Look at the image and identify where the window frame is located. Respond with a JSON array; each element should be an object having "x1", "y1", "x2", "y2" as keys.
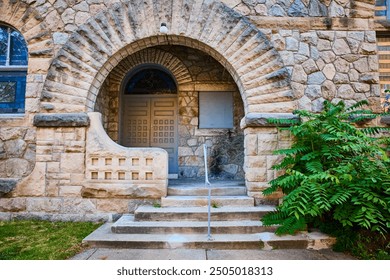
[
  {"x1": 0, "y1": 24, "x2": 28, "y2": 114},
  {"x1": 198, "y1": 91, "x2": 234, "y2": 129}
]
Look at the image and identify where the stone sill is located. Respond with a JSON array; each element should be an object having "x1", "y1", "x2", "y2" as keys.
[
  {"x1": 240, "y1": 113, "x2": 299, "y2": 129},
  {"x1": 0, "y1": 114, "x2": 25, "y2": 119},
  {"x1": 33, "y1": 113, "x2": 90, "y2": 127}
]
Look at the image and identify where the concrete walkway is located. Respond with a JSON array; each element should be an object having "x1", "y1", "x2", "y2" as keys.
[{"x1": 71, "y1": 248, "x2": 355, "y2": 260}]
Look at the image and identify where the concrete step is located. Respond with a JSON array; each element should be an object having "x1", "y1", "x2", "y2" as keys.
[
  {"x1": 161, "y1": 196, "x2": 255, "y2": 207},
  {"x1": 167, "y1": 185, "x2": 247, "y2": 196},
  {"x1": 134, "y1": 205, "x2": 276, "y2": 221},
  {"x1": 83, "y1": 223, "x2": 336, "y2": 250},
  {"x1": 112, "y1": 215, "x2": 276, "y2": 234}
]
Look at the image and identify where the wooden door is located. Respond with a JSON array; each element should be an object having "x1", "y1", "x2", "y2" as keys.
[{"x1": 121, "y1": 96, "x2": 178, "y2": 174}]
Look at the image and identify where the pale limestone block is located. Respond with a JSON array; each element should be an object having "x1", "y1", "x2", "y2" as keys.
[
  {"x1": 292, "y1": 65, "x2": 307, "y2": 84},
  {"x1": 0, "y1": 198, "x2": 26, "y2": 212},
  {"x1": 320, "y1": 51, "x2": 336, "y2": 64},
  {"x1": 318, "y1": 39, "x2": 332, "y2": 51},
  {"x1": 62, "y1": 198, "x2": 97, "y2": 214},
  {"x1": 337, "y1": 84, "x2": 355, "y2": 98},
  {"x1": 96, "y1": 199, "x2": 129, "y2": 213},
  {"x1": 279, "y1": 129, "x2": 292, "y2": 141},
  {"x1": 0, "y1": 128, "x2": 27, "y2": 141},
  {"x1": 267, "y1": 170, "x2": 276, "y2": 181},
  {"x1": 75, "y1": 11, "x2": 90, "y2": 26},
  {"x1": 14, "y1": 162, "x2": 46, "y2": 196},
  {"x1": 353, "y1": 57, "x2": 370, "y2": 73},
  {"x1": 26, "y1": 198, "x2": 62, "y2": 213},
  {"x1": 244, "y1": 134, "x2": 258, "y2": 156},
  {"x1": 334, "y1": 57, "x2": 350, "y2": 73},
  {"x1": 258, "y1": 139, "x2": 278, "y2": 155},
  {"x1": 61, "y1": 8, "x2": 75, "y2": 25},
  {"x1": 333, "y1": 39, "x2": 351, "y2": 55},
  {"x1": 322, "y1": 80, "x2": 337, "y2": 100},
  {"x1": 60, "y1": 153, "x2": 85, "y2": 173},
  {"x1": 246, "y1": 182, "x2": 269, "y2": 192},
  {"x1": 248, "y1": 190, "x2": 283, "y2": 200},
  {"x1": 6, "y1": 159, "x2": 31, "y2": 178},
  {"x1": 246, "y1": 168, "x2": 267, "y2": 182},
  {"x1": 245, "y1": 156, "x2": 266, "y2": 169},
  {"x1": 81, "y1": 183, "x2": 167, "y2": 199},
  {"x1": 267, "y1": 155, "x2": 282, "y2": 169},
  {"x1": 28, "y1": 58, "x2": 52, "y2": 73},
  {"x1": 302, "y1": 59, "x2": 319, "y2": 75},
  {"x1": 351, "y1": 82, "x2": 370, "y2": 93},
  {"x1": 59, "y1": 186, "x2": 83, "y2": 197},
  {"x1": 323, "y1": 64, "x2": 336, "y2": 80}
]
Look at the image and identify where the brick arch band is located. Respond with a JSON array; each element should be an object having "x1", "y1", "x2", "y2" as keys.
[
  {"x1": 42, "y1": 0, "x2": 295, "y2": 114},
  {"x1": 106, "y1": 48, "x2": 193, "y2": 95}
]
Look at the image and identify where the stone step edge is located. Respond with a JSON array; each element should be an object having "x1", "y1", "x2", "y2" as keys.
[
  {"x1": 112, "y1": 215, "x2": 272, "y2": 227},
  {"x1": 135, "y1": 205, "x2": 276, "y2": 213},
  {"x1": 83, "y1": 223, "x2": 336, "y2": 250}
]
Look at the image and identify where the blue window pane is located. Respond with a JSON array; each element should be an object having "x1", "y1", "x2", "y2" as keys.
[
  {"x1": 376, "y1": 10, "x2": 387, "y2": 16},
  {"x1": 10, "y1": 30, "x2": 28, "y2": 66},
  {"x1": 0, "y1": 81, "x2": 16, "y2": 102},
  {"x1": 0, "y1": 72, "x2": 26, "y2": 113},
  {"x1": 0, "y1": 27, "x2": 7, "y2": 66}
]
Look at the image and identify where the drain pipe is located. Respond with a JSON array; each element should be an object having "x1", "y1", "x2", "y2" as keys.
[{"x1": 203, "y1": 144, "x2": 212, "y2": 241}]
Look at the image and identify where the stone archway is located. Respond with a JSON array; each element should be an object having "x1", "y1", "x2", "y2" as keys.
[{"x1": 41, "y1": 0, "x2": 295, "y2": 115}]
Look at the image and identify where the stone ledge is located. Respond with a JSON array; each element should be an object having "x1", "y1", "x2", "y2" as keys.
[
  {"x1": 33, "y1": 113, "x2": 90, "y2": 127},
  {"x1": 0, "y1": 179, "x2": 18, "y2": 197},
  {"x1": 241, "y1": 113, "x2": 299, "y2": 129}
]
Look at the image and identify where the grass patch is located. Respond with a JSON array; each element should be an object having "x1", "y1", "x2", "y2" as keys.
[{"x1": 0, "y1": 220, "x2": 102, "y2": 260}]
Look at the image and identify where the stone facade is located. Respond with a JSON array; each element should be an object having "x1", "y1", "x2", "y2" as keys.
[{"x1": 0, "y1": 0, "x2": 387, "y2": 220}]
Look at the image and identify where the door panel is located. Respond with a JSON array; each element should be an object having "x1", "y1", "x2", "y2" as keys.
[
  {"x1": 121, "y1": 96, "x2": 178, "y2": 174},
  {"x1": 150, "y1": 99, "x2": 178, "y2": 174},
  {"x1": 121, "y1": 97, "x2": 150, "y2": 147}
]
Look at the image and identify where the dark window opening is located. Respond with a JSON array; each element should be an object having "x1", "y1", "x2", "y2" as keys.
[{"x1": 125, "y1": 69, "x2": 177, "y2": 95}]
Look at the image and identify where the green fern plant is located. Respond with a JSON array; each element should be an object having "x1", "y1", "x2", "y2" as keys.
[{"x1": 262, "y1": 100, "x2": 390, "y2": 235}]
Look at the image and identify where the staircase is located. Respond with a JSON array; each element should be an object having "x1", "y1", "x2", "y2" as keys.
[{"x1": 83, "y1": 180, "x2": 336, "y2": 250}]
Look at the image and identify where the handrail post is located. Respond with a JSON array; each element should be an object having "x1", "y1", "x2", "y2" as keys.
[{"x1": 203, "y1": 144, "x2": 212, "y2": 241}]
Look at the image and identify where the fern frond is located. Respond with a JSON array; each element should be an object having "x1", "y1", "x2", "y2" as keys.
[{"x1": 346, "y1": 100, "x2": 369, "y2": 111}]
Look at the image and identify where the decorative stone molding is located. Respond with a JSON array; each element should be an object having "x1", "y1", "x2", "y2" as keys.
[
  {"x1": 33, "y1": 113, "x2": 90, "y2": 127},
  {"x1": 240, "y1": 113, "x2": 300, "y2": 129}
]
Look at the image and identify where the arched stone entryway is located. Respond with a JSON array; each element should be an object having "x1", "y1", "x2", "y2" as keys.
[
  {"x1": 96, "y1": 45, "x2": 245, "y2": 179},
  {"x1": 40, "y1": 0, "x2": 296, "y2": 203},
  {"x1": 41, "y1": 0, "x2": 295, "y2": 114}
]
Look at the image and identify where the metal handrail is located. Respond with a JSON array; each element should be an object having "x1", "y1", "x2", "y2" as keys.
[{"x1": 203, "y1": 144, "x2": 212, "y2": 241}]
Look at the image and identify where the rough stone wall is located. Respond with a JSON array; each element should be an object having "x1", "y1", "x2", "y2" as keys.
[
  {"x1": 0, "y1": 124, "x2": 36, "y2": 178},
  {"x1": 0, "y1": 0, "x2": 385, "y2": 219},
  {"x1": 266, "y1": 29, "x2": 380, "y2": 112}
]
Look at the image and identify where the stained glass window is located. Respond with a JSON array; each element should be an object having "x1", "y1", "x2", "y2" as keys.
[
  {"x1": 0, "y1": 81, "x2": 16, "y2": 102},
  {"x1": 125, "y1": 69, "x2": 177, "y2": 94},
  {"x1": 0, "y1": 25, "x2": 28, "y2": 113}
]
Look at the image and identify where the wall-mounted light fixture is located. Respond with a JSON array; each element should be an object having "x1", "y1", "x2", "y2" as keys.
[{"x1": 160, "y1": 23, "x2": 168, "y2": 34}]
